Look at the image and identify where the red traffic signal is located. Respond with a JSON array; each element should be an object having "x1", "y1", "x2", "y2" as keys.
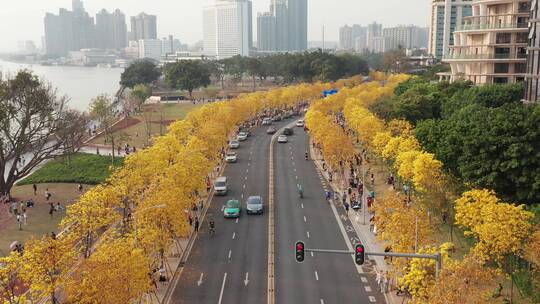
[
  {"x1": 355, "y1": 244, "x2": 365, "y2": 265},
  {"x1": 295, "y1": 241, "x2": 305, "y2": 263}
]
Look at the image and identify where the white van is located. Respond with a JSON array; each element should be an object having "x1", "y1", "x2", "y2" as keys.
[{"x1": 215, "y1": 177, "x2": 228, "y2": 195}]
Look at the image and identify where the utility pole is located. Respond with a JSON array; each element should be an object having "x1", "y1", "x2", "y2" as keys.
[{"x1": 322, "y1": 25, "x2": 325, "y2": 52}]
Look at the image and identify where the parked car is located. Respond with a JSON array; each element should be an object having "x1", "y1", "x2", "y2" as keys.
[
  {"x1": 215, "y1": 177, "x2": 228, "y2": 195},
  {"x1": 277, "y1": 135, "x2": 288, "y2": 143},
  {"x1": 296, "y1": 120, "x2": 305, "y2": 127},
  {"x1": 239, "y1": 128, "x2": 251, "y2": 137},
  {"x1": 225, "y1": 152, "x2": 237, "y2": 163},
  {"x1": 224, "y1": 199, "x2": 241, "y2": 218},
  {"x1": 246, "y1": 196, "x2": 264, "y2": 215},
  {"x1": 262, "y1": 118, "x2": 272, "y2": 125},
  {"x1": 283, "y1": 127, "x2": 294, "y2": 136},
  {"x1": 229, "y1": 140, "x2": 240, "y2": 149},
  {"x1": 267, "y1": 127, "x2": 277, "y2": 134},
  {"x1": 237, "y1": 132, "x2": 248, "y2": 141}
]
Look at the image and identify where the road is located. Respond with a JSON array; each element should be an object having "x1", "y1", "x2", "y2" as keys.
[
  {"x1": 274, "y1": 125, "x2": 384, "y2": 304},
  {"x1": 168, "y1": 118, "x2": 384, "y2": 304},
  {"x1": 169, "y1": 119, "x2": 292, "y2": 304}
]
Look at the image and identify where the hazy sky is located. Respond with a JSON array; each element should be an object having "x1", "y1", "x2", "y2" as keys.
[{"x1": 0, "y1": 0, "x2": 430, "y2": 52}]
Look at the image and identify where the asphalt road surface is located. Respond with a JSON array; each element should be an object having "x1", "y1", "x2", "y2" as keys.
[{"x1": 169, "y1": 118, "x2": 384, "y2": 304}]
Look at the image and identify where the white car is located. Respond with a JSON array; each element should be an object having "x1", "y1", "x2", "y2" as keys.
[
  {"x1": 237, "y1": 132, "x2": 248, "y2": 141},
  {"x1": 225, "y1": 152, "x2": 237, "y2": 163},
  {"x1": 262, "y1": 118, "x2": 272, "y2": 125},
  {"x1": 296, "y1": 120, "x2": 305, "y2": 127},
  {"x1": 277, "y1": 135, "x2": 288, "y2": 143},
  {"x1": 229, "y1": 140, "x2": 240, "y2": 149}
]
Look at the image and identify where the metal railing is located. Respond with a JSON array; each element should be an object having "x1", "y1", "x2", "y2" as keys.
[
  {"x1": 456, "y1": 22, "x2": 529, "y2": 31},
  {"x1": 443, "y1": 53, "x2": 527, "y2": 60}
]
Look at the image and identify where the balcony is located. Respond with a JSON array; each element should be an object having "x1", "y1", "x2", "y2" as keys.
[
  {"x1": 456, "y1": 22, "x2": 529, "y2": 31},
  {"x1": 443, "y1": 53, "x2": 527, "y2": 60}
]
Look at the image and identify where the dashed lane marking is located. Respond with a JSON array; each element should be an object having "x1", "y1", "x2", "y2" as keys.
[
  {"x1": 301, "y1": 203, "x2": 304, "y2": 209},
  {"x1": 320, "y1": 299, "x2": 325, "y2": 304},
  {"x1": 369, "y1": 296, "x2": 376, "y2": 302},
  {"x1": 307, "y1": 231, "x2": 310, "y2": 238},
  {"x1": 243, "y1": 184, "x2": 246, "y2": 189},
  {"x1": 232, "y1": 232, "x2": 236, "y2": 239},
  {"x1": 361, "y1": 277, "x2": 368, "y2": 283},
  {"x1": 310, "y1": 252, "x2": 314, "y2": 257},
  {"x1": 314, "y1": 271, "x2": 319, "y2": 281},
  {"x1": 303, "y1": 216, "x2": 307, "y2": 223},
  {"x1": 365, "y1": 286, "x2": 372, "y2": 292},
  {"x1": 228, "y1": 250, "x2": 232, "y2": 259},
  {"x1": 218, "y1": 273, "x2": 227, "y2": 304},
  {"x1": 235, "y1": 218, "x2": 239, "y2": 224}
]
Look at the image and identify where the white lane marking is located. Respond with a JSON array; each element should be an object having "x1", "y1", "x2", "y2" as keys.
[
  {"x1": 294, "y1": 168, "x2": 296, "y2": 172},
  {"x1": 303, "y1": 216, "x2": 307, "y2": 223},
  {"x1": 307, "y1": 231, "x2": 310, "y2": 238},
  {"x1": 241, "y1": 194, "x2": 244, "y2": 199},
  {"x1": 197, "y1": 273, "x2": 204, "y2": 286},
  {"x1": 365, "y1": 286, "x2": 372, "y2": 292},
  {"x1": 292, "y1": 162, "x2": 295, "y2": 166},
  {"x1": 320, "y1": 299, "x2": 325, "y2": 304},
  {"x1": 243, "y1": 184, "x2": 246, "y2": 189},
  {"x1": 221, "y1": 206, "x2": 225, "y2": 211},
  {"x1": 310, "y1": 252, "x2": 314, "y2": 257},
  {"x1": 218, "y1": 273, "x2": 227, "y2": 304},
  {"x1": 369, "y1": 296, "x2": 376, "y2": 302},
  {"x1": 228, "y1": 250, "x2": 232, "y2": 259},
  {"x1": 248, "y1": 162, "x2": 250, "y2": 166},
  {"x1": 232, "y1": 232, "x2": 236, "y2": 239},
  {"x1": 361, "y1": 277, "x2": 368, "y2": 283},
  {"x1": 295, "y1": 176, "x2": 298, "y2": 180},
  {"x1": 246, "y1": 168, "x2": 249, "y2": 173},
  {"x1": 244, "y1": 272, "x2": 249, "y2": 286},
  {"x1": 235, "y1": 218, "x2": 239, "y2": 224},
  {"x1": 301, "y1": 203, "x2": 304, "y2": 209},
  {"x1": 245, "y1": 176, "x2": 248, "y2": 180},
  {"x1": 314, "y1": 271, "x2": 319, "y2": 281}
]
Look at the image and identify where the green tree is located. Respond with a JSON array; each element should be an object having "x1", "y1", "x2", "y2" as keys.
[
  {"x1": 392, "y1": 83, "x2": 441, "y2": 124},
  {"x1": 165, "y1": 60, "x2": 211, "y2": 99},
  {"x1": 120, "y1": 60, "x2": 161, "y2": 88},
  {"x1": 89, "y1": 95, "x2": 127, "y2": 164}
]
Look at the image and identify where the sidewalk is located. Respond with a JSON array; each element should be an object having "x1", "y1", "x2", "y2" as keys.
[{"x1": 309, "y1": 141, "x2": 407, "y2": 304}]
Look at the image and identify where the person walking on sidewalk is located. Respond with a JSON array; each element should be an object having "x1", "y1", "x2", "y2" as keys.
[
  {"x1": 194, "y1": 217, "x2": 200, "y2": 232},
  {"x1": 32, "y1": 184, "x2": 37, "y2": 195}
]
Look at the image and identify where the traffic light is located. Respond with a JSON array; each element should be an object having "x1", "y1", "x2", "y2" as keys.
[
  {"x1": 355, "y1": 244, "x2": 365, "y2": 265},
  {"x1": 295, "y1": 241, "x2": 305, "y2": 263}
]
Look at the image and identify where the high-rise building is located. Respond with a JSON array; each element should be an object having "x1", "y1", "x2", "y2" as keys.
[
  {"x1": 258, "y1": 12, "x2": 276, "y2": 51},
  {"x1": 130, "y1": 13, "x2": 157, "y2": 41},
  {"x1": 44, "y1": 1, "x2": 95, "y2": 56},
  {"x1": 203, "y1": 0, "x2": 253, "y2": 59},
  {"x1": 429, "y1": 0, "x2": 473, "y2": 59},
  {"x1": 367, "y1": 22, "x2": 383, "y2": 52},
  {"x1": 96, "y1": 9, "x2": 127, "y2": 50},
  {"x1": 442, "y1": 0, "x2": 530, "y2": 84},
  {"x1": 339, "y1": 25, "x2": 354, "y2": 50},
  {"x1": 272, "y1": 0, "x2": 289, "y2": 51},
  {"x1": 525, "y1": 0, "x2": 539, "y2": 102},
  {"x1": 383, "y1": 25, "x2": 429, "y2": 51},
  {"x1": 372, "y1": 36, "x2": 387, "y2": 53},
  {"x1": 138, "y1": 39, "x2": 162, "y2": 61},
  {"x1": 287, "y1": 0, "x2": 308, "y2": 51}
]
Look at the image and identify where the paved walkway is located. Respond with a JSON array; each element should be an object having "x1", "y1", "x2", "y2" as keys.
[{"x1": 310, "y1": 141, "x2": 409, "y2": 304}]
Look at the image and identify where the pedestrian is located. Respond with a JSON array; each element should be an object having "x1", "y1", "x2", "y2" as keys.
[
  {"x1": 344, "y1": 202, "x2": 350, "y2": 213},
  {"x1": 32, "y1": 184, "x2": 37, "y2": 195},
  {"x1": 376, "y1": 270, "x2": 382, "y2": 291},
  {"x1": 50, "y1": 232, "x2": 56, "y2": 239},
  {"x1": 49, "y1": 202, "x2": 54, "y2": 218},
  {"x1": 45, "y1": 189, "x2": 51, "y2": 201},
  {"x1": 16, "y1": 214, "x2": 22, "y2": 230},
  {"x1": 55, "y1": 202, "x2": 64, "y2": 212},
  {"x1": 188, "y1": 214, "x2": 193, "y2": 226},
  {"x1": 194, "y1": 216, "x2": 200, "y2": 232},
  {"x1": 78, "y1": 184, "x2": 83, "y2": 192},
  {"x1": 22, "y1": 208, "x2": 27, "y2": 225},
  {"x1": 382, "y1": 273, "x2": 389, "y2": 293}
]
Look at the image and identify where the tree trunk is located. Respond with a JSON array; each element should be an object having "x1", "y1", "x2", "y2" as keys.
[{"x1": 111, "y1": 135, "x2": 116, "y2": 165}]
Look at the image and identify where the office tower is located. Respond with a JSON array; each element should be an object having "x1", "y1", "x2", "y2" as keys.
[
  {"x1": 366, "y1": 22, "x2": 383, "y2": 52},
  {"x1": 525, "y1": 0, "x2": 540, "y2": 102},
  {"x1": 272, "y1": 0, "x2": 289, "y2": 51},
  {"x1": 287, "y1": 0, "x2": 308, "y2": 51},
  {"x1": 44, "y1": 1, "x2": 94, "y2": 56},
  {"x1": 429, "y1": 0, "x2": 473, "y2": 59},
  {"x1": 112, "y1": 10, "x2": 128, "y2": 49},
  {"x1": 258, "y1": 12, "x2": 276, "y2": 51},
  {"x1": 138, "y1": 39, "x2": 162, "y2": 60},
  {"x1": 203, "y1": 0, "x2": 253, "y2": 59},
  {"x1": 383, "y1": 25, "x2": 429, "y2": 51},
  {"x1": 443, "y1": 0, "x2": 530, "y2": 84},
  {"x1": 96, "y1": 9, "x2": 127, "y2": 50},
  {"x1": 339, "y1": 25, "x2": 354, "y2": 50},
  {"x1": 372, "y1": 36, "x2": 387, "y2": 53},
  {"x1": 131, "y1": 13, "x2": 157, "y2": 41}
]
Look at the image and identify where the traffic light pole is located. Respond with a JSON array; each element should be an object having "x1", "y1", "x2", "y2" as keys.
[{"x1": 304, "y1": 248, "x2": 443, "y2": 278}]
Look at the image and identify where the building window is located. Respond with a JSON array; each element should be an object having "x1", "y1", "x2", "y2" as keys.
[
  {"x1": 496, "y1": 33, "x2": 511, "y2": 44},
  {"x1": 494, "y1": 63, "x2": 509, "y2": 73},
  {"x1": 516, "y1": 32, "x2": 528, "y2": 43},
  {"x1": 515, "y1": 63, "x2": 527, "y2": 73},
  {"x1": 495, "y1": 47, "x2": 510, "y2": 58},
  {"x1": 494, "y1": 77, "x2": 509, "y2": 84}
]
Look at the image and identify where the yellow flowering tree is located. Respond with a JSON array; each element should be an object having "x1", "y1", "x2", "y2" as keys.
[{"x1": 0, "y1": 253, "x2": 26, "y2": 304}]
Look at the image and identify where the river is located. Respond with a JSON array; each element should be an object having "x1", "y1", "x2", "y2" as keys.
[{"x1": 0, "y1": 59, "x2": 123, "y2": 112}]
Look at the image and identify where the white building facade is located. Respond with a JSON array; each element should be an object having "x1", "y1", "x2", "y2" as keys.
[
  {"x1": 138, "y1": 39, "x2": 162, "y2": 61},
  {"x1": 203, "y1": 0, "x2": 252, "y2": 59},
  {"x1": 429, "y1": 0, "x2": 473, "y2": 59}
]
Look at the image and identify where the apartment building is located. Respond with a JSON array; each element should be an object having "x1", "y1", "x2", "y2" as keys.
[
  {"x1": 442, "y1": 0, "x2": 530, "y2": 84},
  {"x1": 429, "y1": 0, "x2": 473, "y2": 59},
  {"x1": 525, "y1": 0, "x2": 540, "y2": 102}
]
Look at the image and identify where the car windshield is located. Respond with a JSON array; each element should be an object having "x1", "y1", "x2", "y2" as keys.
[
  {"x1": 247, "y1": 197, "x2": 261, "y2": 205},
  {"x1": 226, "y1": 201, "x2": 239, "y2": 208},
  {"x1": 215, "y1": 181, "x2": 226, "y2": 187},
  {"x1": 231, "y1": 140, "x2": 238, "y2": 144},
  {"x1": 227, "y1": 153, "x2": 235, "y2": 156}
]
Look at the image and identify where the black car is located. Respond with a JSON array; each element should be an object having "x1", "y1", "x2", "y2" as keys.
[{"x1": 283, "y1": 127, "x2": 294, "y2": 136}]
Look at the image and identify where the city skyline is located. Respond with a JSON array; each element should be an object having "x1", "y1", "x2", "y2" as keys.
[{"x1": 0, "y1": 0, "x2": 430, "y2": 52}]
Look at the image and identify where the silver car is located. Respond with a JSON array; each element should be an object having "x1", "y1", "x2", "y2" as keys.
[{"x1": 246, "y1": 196, "x2": 264, "y2": 215}]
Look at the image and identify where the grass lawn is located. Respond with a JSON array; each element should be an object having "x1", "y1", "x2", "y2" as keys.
[
  {"x1": 89, "y1": 102, "x2": 202, "y2": 149},
  {"x1": 0, "y1": 183, "x2": 92, "y2": 256},
  {"x1": 18, "y1": 153, "x2": 123, "y2": 186}
]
